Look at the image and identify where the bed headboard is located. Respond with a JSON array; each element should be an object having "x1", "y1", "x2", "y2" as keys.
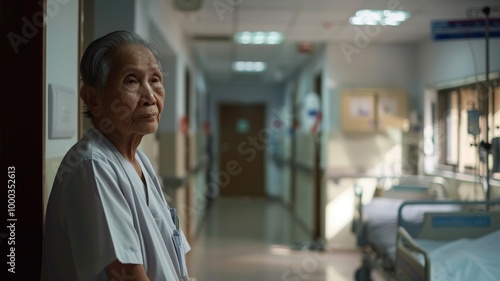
[
  {"x1": 417, "y1": 211, "x2": 500, "y2": 241},
  {"x1": 381, "y1": 189, "x2": 435, "y2": 200},
  {"x1": 379, "y1": 176, "x2": 449, "y2": 200},
  {"x1": 398, "y1": 200, "x2": 500, "y2": 241}
]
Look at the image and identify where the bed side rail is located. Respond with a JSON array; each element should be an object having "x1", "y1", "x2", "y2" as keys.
[{"x1": 396, "y1": 227, "x2": 429, "y2": 281}]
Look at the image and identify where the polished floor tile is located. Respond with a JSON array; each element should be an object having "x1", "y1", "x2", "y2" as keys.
[{"x1": 186, "y1": 197, "x2": 385, "y2": 281}]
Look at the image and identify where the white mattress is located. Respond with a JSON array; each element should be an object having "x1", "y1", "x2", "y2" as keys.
[{"x1": 416, "y1": 229, "x2": 500, "y2": 281}]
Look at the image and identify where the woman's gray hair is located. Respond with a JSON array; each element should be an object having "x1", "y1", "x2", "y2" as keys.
[{"x1": 80, "y1": 30, "x2": 162, "y2": 119}]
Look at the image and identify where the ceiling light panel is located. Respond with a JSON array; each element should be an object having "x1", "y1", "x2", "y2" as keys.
[
  {"x1": 232, "y1": 61, "x2": 267, "y2": 72},
  {"x1": 234, "y1": 32, "x2": 284, "y2": 45},
  {"x1": 349, "y1": 10, "x2": 410, "y2": 26}
]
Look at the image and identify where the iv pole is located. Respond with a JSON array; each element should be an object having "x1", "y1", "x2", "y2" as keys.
[
  {"x1": 467, "y1": 6, "x2": 499, "y2": 201},
  {"x1": 482, "y1": 6, "x2": 492, "y2": 202}
]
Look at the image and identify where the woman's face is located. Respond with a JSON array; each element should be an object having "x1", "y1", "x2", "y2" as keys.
[{"x1": 98, "y1": 44, "x2": 165, "y2": 138}]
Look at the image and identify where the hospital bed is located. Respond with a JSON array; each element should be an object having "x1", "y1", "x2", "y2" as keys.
[
  {"x1": 352, "y1": 176, "x2": 454, "y2": 280},
  {"x1": 395, "y1": 200, "x2": 500, "y2": 281}
]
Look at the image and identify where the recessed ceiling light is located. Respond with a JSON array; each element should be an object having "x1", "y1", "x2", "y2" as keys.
[
  {"x1": 240, "y1": 32, "x2": 252, "y2": 44},
  {"x1": 232, "y1": 61, "x2": 267, "y2": 72},
  {"x1": 234, "y1": 32, "x2": 284, "y2": 45},
  {"x1": 349, "y1": 10, "x2": 410, "y2": 26}
]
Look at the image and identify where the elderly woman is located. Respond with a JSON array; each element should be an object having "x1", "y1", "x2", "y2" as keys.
[{"x1": 43, "y1": 30, "x2": 190, "y2": 281}]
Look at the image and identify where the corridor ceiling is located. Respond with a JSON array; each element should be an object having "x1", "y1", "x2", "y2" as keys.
[{"x1": 172, "y1": 0, "x2": 500, "y2": 84}]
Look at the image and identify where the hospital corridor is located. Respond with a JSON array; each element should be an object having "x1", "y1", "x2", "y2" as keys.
[
  {"x1": 186, "y1": 197, "x2": 380, "y2": 281},
  {"x1": 2, "y1": 0, "x2": 500, "y2": 281}
]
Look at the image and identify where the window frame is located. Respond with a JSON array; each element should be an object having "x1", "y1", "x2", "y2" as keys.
[{"x1": 435, "y1": 78, "x2": 500, "y2": 176}]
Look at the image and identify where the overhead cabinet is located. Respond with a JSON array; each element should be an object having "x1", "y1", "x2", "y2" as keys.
[{"x1": 341, "y1": 89, "x2": 407, "y2": 132}]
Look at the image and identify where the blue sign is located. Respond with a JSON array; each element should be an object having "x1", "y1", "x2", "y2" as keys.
[
  {"x1": 432, "y1": 216, "x2": 491, "y2": 227},
  {"x1": 432, "y1": 18, "x2": 500, "y2": 40},
  {"x1": 307, "y1": 110, "x2": 318, "y2": 117}
]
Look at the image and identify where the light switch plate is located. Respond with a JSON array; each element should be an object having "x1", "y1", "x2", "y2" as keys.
[{"x1": 49, "y1": 84, "x2": 76, "y2": 139}]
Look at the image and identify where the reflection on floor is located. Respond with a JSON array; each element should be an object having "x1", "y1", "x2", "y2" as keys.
[{"x1": 186, "y1": 197, "x2": 385, "y2": 281}]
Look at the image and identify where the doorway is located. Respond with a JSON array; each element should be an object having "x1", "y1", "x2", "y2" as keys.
[
  {"x1": 218, "y1": 104, "x2": 266, "y2": 197},
  {"x1": 313, "y1": 72, "x2": 323, "y2": 242},
  {"x1": 184, "y1": 67, "x2": 192, "y2": 239}
]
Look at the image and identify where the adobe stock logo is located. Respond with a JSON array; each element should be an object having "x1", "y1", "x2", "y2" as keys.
[
  {"x1": 338, "y1": 0, "x2": 412, "y2": 63},
  {"x1": 7, "y1": 0, "x2": 72, "y2": 54},
  {"x1": 212, "y1": 0, "x2": 243, "y2": 21}
]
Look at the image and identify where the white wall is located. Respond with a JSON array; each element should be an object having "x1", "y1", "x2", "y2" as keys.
[
  {"x1": 417, "y1": 38, "x2": 500, "y2": 89},
  {"x1": 92, "y1": 0, "x2": 135, "y2": 38},
  {"x1": 322, "y1": 42, "x2": 417, "y2": 248},
  {"x1": 44, "y1": 0, "x2": 79, "y2": 216},
  {"x1": 158, "y1": 55, "x2": 182, "y2": 132},
  {"x1": 326, "y1": 42, "x2": 419, "y2": 130},
  {"x1": 324, "y1": 42, "x2": 416, "y2": 173}
]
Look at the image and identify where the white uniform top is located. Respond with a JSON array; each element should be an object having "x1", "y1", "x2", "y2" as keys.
[{"x1": 43, "y1": 128, "x2": 190, "y2": 281}]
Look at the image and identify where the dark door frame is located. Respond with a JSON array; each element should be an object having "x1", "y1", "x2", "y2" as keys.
[{"x1": 0, "y1": 1, "x2": 45, "y2": 280}]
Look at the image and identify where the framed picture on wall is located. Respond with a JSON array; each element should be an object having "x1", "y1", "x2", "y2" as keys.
[
  {"x1": 376, "y1": 90, "x2": 407, "y2": 130},
  {"x1": 341, "y1": 90, "x2": 376, "y2": 132}
]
